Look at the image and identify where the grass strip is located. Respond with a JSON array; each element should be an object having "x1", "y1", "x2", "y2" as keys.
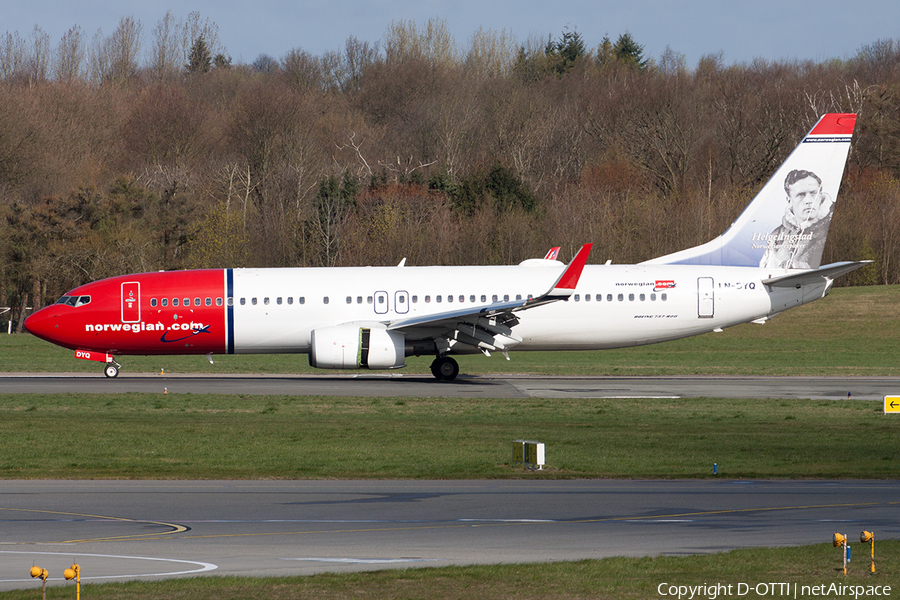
[
  {"x1": 2, "y1": 541, "x2": 898, "y2": 599},
  {"x1": 1, "y1": 393, "x2": 897, "y2": 479},
  {"x1": 4, "y1": 285, "x2": 900, "y2": 376}
]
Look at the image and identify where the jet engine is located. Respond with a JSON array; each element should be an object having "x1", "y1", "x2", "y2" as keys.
[{"x1": 309, "y1": 324, "x2": 406, "y2": 369}]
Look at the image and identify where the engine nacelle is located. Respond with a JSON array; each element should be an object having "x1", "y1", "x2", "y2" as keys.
[{"x1": 309, "y1": 324, "x2": 406, "y2": 370}]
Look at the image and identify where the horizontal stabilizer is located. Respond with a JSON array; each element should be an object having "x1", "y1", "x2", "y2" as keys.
[{"x1": 761, "y1": 261, "x2": 872, "y2": 288}]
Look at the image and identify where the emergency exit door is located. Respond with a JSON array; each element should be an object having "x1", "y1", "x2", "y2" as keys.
[
  {"x1": 121, "y1": 281, "x2": 141, "y2": 323},
  {"x1": 697, "y1": 277, "x2": 714, "y2": 318}
]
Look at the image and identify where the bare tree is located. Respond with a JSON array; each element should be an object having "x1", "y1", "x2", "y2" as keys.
[
  {"x1": 122, "y1": 83, "x2": 210, "y2": 166},
  {"x1": 319, "y1": 49, "x2": 343, "y2": 90},
  {"x1": 90, "y1": 16, "x2": 142, "y2": 84},
  {"x1": 0, "y1": 31, "x2": 27, "y2": 81},
  {"x1": 149, "y1": 10, "x2": 180, "y2": 80},
  {"x1": 282, "y1": 47, "x2": 324, "y2": 90},
  {"x1": 88, "y1": 28, "x2": 108, "y2": 84},
  {"x1": 53, "y1": 25, "x2": 85, "y2": 83},
  {"x1": 314, "y1": 37, "x2": 380, "y2": 93},
  {"x1": 26, "y1": 25, "x2": 51, "y2": 84},
  {"x1": 614, "y1": 73, "x2": 705, "y2": 198},
  {"x1": 341, "y1": 36, "x2": 379, "y2": 93},
  {"x1": 383, "y1": 18, "x2": 458, "y2": 68},
  {"x1": 465, "y1": 27, "x2": 517, "y2": 78},
  {"x1": 434, "y1": 70, "x2": 480, "y2": 175},
  {"x1": 108, "y1": 16, "x2": 142, "y2": 81}
]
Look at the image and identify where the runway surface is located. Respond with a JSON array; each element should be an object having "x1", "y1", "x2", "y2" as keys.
[
  {"x1": 3, "y1": 372, "x2": 899, "y2": 400},
  {"x1": 2, "y1": 480, "x2": 898, "y2": 590}
]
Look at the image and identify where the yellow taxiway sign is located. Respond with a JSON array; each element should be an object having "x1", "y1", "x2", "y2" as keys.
[{"x1": 884, "y1": 396, "x2": 900, "y2": 414}]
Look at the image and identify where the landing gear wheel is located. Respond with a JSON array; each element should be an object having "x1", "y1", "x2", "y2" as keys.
[
  {"x1": 430, "y1": 356, "x2": 459, "y2": 381},
  {"x1": 104, "y1": 363, "x2": 119, "y2": 378}
]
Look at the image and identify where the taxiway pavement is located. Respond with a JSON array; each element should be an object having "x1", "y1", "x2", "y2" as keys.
[
  {"x1": 2, "y1": 480, "x2": 898, "y2": 590},
  {"x1": 2, "y1": 373, "x2": 898, "y2": 400}
]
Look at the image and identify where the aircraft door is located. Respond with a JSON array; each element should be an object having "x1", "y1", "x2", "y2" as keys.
[
  {"x1": 374, "y1": 291, "x2": 389, "y2": 315},
  {"x1": 697, "y1": 277, "x2": 714, "y2": 318},
  {"x1": 121, "y1": 281, "x2": 141, "y2": 323},
  {"x1": 394, "y1": 291, "x2": 409, "y2": 314}
]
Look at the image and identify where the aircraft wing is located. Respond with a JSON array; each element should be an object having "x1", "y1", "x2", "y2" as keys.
[
  {"x1": 386, "y1": 244, "x2": 592, "y2": 354},
  {"x1": 761, "y1": 261, "x2": 872, "y2": 288}
]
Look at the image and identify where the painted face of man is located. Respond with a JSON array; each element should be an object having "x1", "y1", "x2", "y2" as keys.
[{"x1": 786, "y1": 176, "x2": 821, "y2": 223}]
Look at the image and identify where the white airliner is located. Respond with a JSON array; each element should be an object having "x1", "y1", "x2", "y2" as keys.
[{"x1": 25, "y1": 113, "x2": 867, "y2": 380}]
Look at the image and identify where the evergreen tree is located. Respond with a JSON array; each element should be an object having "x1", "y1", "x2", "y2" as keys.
[
  {"x1": 546, "y1": 28, "x2": 586, "y2": 75},
  {"x1": 613, "y1": 32, "x2": 647, "y2": 71},
  {"x1": 213, "y1": 53, "x2": 231, "y2": 69},
  {"x1": 186, "y1": 35, "x2": 211, "y2": 73},
  {"x1": 596, "y1": 36, "x2": 615, "y2": 67}
]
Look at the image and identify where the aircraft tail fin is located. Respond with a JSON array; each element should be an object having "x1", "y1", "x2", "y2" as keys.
[{"x1": 642, "y1": 113, "x2": 856, "y2": 269}]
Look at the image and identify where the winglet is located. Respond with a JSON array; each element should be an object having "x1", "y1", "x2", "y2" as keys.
[
  {"x1": 549, "y1": 243, "x2": 592, "y2": 296},
  {"x1": 543, "y1": 246, "x2": 561, "y2": 260}
]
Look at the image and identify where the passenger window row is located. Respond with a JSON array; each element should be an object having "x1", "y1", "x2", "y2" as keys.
[
  {"x1": 146, "y1": 291, "x2": 668, "y2": 309},
  {"x1": 150, "y1": 297, "x2": 221, "y2": 308},
  {"x1": 225, "y1": 291, "x2": 668, "y2": 306},
  {"x1": 570, "y1": 293, "x2": 668, "y2": 302}
]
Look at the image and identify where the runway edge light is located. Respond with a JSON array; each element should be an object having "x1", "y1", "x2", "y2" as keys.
[
  {"x1": 833, "y1": 533, "x2": 848, "y2": 576},
  {"x1": 860, "y1": 531, "x2": 875, "y2": 574},
  {"x1": 30, "y1": 565, "x2": 48, "y2": 600},
  {"x1": 64, "y1": 563, "x2": 81, "y2": 600}
]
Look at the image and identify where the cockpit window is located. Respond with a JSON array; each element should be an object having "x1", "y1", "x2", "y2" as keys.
[{"x1": 55, "y1": 295, "x2": 91, "y2": 307}]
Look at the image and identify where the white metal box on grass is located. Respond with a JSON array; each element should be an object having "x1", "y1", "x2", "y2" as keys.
[{"x1": 512, "y1": 439, "x2": 545, "y2": 469}]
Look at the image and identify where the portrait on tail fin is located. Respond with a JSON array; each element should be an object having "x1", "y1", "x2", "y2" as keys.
[
  {"x1": 759, "y1": 169, "x2": 834, "y2": 269},
  {"x1": 642, "y1": 113, "x2": 856, "y2": 269}
]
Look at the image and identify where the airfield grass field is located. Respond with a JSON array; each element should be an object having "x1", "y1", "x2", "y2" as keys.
[
  {"x1": 2, "y1": 285, "x2": 899, "y2": 598},
  {"x1": 0, "y1": 393, "x2": 896, "y2": 479}
]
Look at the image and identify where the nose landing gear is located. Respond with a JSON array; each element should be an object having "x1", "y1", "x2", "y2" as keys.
[{"x1": 104, "y1": 361, "x2": 121, "y2": 378}]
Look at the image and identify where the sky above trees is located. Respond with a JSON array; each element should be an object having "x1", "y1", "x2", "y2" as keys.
[{"x1": 6, "y1": 0, "x2": 900, "y2": 68}]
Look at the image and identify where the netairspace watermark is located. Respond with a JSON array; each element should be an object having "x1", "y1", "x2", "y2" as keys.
[{"x1": 657, "y1": 582, "x2": 892, "y2": 599}]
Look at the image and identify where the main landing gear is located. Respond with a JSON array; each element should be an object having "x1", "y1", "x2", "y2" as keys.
[{"x1": 430, "y1": 356, "x2": 459, "y2": 381}]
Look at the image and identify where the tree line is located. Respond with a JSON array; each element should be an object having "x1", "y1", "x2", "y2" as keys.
[{"x1": 3, "y1": 14, "x2": 900, "y2": 333}]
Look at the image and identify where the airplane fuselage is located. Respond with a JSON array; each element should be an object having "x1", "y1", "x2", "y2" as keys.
[{"x1": 25, "y1": 262, "x2": 820, "y2": 359}]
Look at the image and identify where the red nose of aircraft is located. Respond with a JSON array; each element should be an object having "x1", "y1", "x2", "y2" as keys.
[{"x1": 24, "y1": 306, "x2": 69, "y2": 348}]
